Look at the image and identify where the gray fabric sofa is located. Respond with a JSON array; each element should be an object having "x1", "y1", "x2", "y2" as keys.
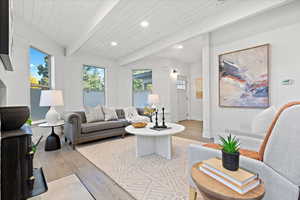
[{"x1": 64, "y1": 108, "x2": 146, "y2": 149}]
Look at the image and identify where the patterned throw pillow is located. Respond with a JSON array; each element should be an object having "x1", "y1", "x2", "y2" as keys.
[
  {"x1": 102, "y1": 106, "x2": 118, "y2": 121},
  {"x1": 85, "y1": 105, "x2": 105, "y2": 123}
]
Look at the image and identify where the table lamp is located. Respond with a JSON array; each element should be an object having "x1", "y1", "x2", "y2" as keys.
[
  {"x1": 148, "y1": 94, "x2": 159, "y2": 109},
  {"x1": 40, "y1": 90, "x2": 64, "y2": 124}
]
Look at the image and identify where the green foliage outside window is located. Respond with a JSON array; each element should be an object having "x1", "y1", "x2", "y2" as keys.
[
  {"x1": 83, "y1": 66, "x2": 105, "y2": 92},
  {"x1": 133, "y1": 69, "x2": 152, "y2": 91}
]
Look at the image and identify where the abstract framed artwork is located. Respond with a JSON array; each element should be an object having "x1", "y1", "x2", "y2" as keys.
[{"x1": 219, "y1": 44, "x2": 269, "y2": 108}]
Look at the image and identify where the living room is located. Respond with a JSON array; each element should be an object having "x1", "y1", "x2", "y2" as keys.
[{"x1": 1, "y1": 0, "x2": 300, "y2": 200}]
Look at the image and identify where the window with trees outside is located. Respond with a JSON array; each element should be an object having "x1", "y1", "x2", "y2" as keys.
[
  {"x1": 132, "y1": 69, "x2": 152, "y2": 108},
  {"x1": 83, "y1": 65, "x2": 105, "y2": 107},
  {"x1": 29, "y1": 47, "x2": 51, "y2": 121}
]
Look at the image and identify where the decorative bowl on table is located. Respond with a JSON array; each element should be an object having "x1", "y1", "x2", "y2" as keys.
[{"x1": 132, "y1": 122, "x2": 147, "y2": 128}]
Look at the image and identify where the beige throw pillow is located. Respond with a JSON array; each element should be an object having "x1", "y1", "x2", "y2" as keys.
[
  {"x1": 85, "y1": 105, "x2": 105, "y2": 123},
  {"x1": 102, "y1": 106, "x2": 118, "y2": 121}
]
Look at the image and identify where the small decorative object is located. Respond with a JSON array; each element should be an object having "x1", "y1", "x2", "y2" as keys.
[
  {"x1": 154, "y1": 110, "x2": 159, "y2": 128},
  {"x1": 161, "y1": 107, "x2": 167, "y2": 128},
  {"x1": 144, "y1": 106, "x2": 155, "y2": 122},
  {"x1": 151, "y1": 107, "x2": 168, "y2": 130},
  {"x1": 219, "y1": 44, "x2": 269, "y2": 108},
  {"x1": 132, "y1": 122, "x2": 147, "y2": 128},
  {"x1": 219, "y1": 134, "x2": 240, "y2": 171},
  {"x1": 40, "y1": 90, "x2": 64, "y2": 124}
]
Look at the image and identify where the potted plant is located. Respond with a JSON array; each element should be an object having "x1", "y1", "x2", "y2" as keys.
[{"x1": 219, "y1": 134, "x2": 240, "y2": 171}]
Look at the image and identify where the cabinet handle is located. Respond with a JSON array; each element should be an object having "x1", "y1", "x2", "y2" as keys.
[{"x1": 28, "y1": 176, "x2": 35, "y2": 181}]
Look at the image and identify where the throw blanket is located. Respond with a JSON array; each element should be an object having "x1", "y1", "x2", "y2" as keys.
[{"x1": 123, "y1": 107, "x2": 150, "y2": 123}]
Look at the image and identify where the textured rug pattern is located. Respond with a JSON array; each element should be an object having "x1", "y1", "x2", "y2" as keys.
[{"x1": 77, "y1": 136, "x2": 203, "y2": 200}]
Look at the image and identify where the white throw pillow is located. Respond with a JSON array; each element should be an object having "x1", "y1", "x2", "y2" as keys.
[
  {"x1": 123, "y1": 107, "x2": 139, "y2": 120},
  {"x1": 84, "y1": 105, "x2": 105, "y2": 123},
  {"x1": 251, "y1": 106, "x2": 276, "y2": 136},
  {"x1": 123, "y1": 107, "x2": 149, "y2": 123},
  {"x1": 102, "y1": 106, "x2": 118, "y2": 121}
]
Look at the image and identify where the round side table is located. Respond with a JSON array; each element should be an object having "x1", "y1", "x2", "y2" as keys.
[
  {"x1": 191, "y1": 162, "x2": 265, "y2": 200},
  {"x1": 38, "y1": 121, "x2": 64, "y2": 151}
]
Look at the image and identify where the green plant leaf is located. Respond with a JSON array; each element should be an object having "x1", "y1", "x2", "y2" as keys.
[{"x1": 219, "y1": 134, "x2": 240, "y2": 153}]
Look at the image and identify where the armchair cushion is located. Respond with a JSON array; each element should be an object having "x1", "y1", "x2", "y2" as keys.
[{"x1": 251, "y1": 106, "x2": 276, "y2": 136}]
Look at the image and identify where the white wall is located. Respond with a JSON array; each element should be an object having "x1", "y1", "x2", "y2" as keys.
[
  {"x1": 64, "y1": 53, "x2": 118, "y2": 111},
  {"x1": 0, "y1": 17, "x2": 65, "y2": 108},
  {"x1": 0, "y1": 17, "x2": 119, "y2": 116},
  {"x1": 189, "y1": 62, "x2": 203, "y2": 121},
  {"x1": 208, "y1": 1, "x2": 300, "y2": 136},
  {"x1": 118, "y1": 57, "x2": 190, "y2": 122}
]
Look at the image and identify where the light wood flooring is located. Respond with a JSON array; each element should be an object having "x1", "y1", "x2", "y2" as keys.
[
  {"x1": 176, "y1": 120, "x2": 212, "y2": 143},
  {"x1": 32, "y1": 126, "x2": 135, "y2": 200},
  {"x1": 32, "y1": 120, "x2": 210, "y2": 200}
]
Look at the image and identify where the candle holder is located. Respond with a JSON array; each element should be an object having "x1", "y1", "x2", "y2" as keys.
[{"x1": 151, "y1": 107, "x2": 168, "y2": 129}]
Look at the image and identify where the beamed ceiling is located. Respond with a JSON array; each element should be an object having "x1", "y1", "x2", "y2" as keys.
[{"x1": 13, "y1": 0, "x2": 293, "y2": 64}]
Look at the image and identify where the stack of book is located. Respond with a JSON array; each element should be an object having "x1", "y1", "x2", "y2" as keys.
[{"x1": 199, "y1": 158, "x2": 260, "y2": 195}]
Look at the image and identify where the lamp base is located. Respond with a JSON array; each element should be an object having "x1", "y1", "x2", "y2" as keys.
[
  {"x1": 45, "y1": 127, "x2": 61, "y2": 151},
  {"x1": 45, "y1": 107, "x2": 60, "y2": 124}
]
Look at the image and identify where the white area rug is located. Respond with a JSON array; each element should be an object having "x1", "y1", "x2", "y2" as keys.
[
  {"x1": 30, "y1": 175, "x2": 94, "y2": 200},
  {"x1": 77, "y1": 136, "x2": 203, "y2": 200}
]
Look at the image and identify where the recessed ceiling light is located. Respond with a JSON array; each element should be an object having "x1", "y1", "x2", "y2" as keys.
[
  {"x1": 140, "y1": 20, "x2": 149, "y2": 28},
  {"x1": 173, "y1": 44, "x2": 183, "y2": 49},
  {"x1": 110, "y1": 41, "x2": 118, "y2": 46}
]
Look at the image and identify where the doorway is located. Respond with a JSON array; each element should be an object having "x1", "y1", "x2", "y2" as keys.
[{"x1": 176, "y1": 75, "x2": 188, "y2": 121}]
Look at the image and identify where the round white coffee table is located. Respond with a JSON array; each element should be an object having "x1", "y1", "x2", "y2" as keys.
[{"x1": 125, "y1": 123, "x2": 185, "y2": 159}]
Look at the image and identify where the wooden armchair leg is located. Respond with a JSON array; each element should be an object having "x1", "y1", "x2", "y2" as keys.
[{"x1": 189, "y1": 186, "x2": 197, "y2": 200}]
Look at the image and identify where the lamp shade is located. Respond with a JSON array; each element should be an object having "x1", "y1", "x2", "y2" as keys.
[
  {"x1": 148, "y1": 94, "x2": 159, "y2": 105},
  {"x1": 40, "y1": 90, "x2": 64, "y2": 107}
]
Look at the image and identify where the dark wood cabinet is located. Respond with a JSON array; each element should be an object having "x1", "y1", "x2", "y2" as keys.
[
  {"x1": 0, "y1": 0, "x2": 13, "y2": 71},
  {"x1": 1, "y1": 127, "x2": 47, "y2": 200},
  {"x1": 1, "y1": 129, "x2": 33, "y2": 200}
]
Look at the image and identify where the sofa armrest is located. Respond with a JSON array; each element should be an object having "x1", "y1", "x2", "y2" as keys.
[{"x1": 64, "y1": 113, "x2": 82, "y2": 144}]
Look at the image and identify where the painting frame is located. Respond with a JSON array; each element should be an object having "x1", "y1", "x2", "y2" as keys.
[{"x1": 218, "y1": 44, "x2": 270, "y2": 108}]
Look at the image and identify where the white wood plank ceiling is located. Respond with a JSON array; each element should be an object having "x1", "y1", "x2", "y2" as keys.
[{"x1": 13, "y1": 0, "x2": 293, "y2": 62}]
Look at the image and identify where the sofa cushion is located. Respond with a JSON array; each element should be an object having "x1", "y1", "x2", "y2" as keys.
[
  {"x1": 81, "y1": 120, "x2": 127, "y2": 133},
  {"x1": 116, "y1": 109, "x2": 125, "y2": 119},
  {"x1": 102, "y1": 106, "x2": 118, "y2": 121},
  {"x1": 84, "y1": 105, "x2": 105, "y2": 123}
]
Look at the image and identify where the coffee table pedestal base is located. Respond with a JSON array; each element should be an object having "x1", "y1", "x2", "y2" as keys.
[{"x1": 136, "y1": 135, "x2": 172, "y2": 159}]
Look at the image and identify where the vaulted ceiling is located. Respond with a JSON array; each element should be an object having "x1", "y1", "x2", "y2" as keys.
[{"x1": 13, "y1": 0, "x2": 293, "y2": 64}]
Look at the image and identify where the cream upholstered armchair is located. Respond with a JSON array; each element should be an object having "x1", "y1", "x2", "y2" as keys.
[
  {"x1": 215, "y1": 106, "x2": 277, "y2": 151},
  {"x1": 188, "y1": 102, "x2": 300, "y2": 200}
]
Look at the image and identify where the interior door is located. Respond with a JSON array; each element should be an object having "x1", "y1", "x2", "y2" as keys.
[{"x1": 177, "y1": 75, "x2": 188, "y2": 121}]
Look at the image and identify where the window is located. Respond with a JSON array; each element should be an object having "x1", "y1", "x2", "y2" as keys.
[
  {"x1": 132, "y1": 69, "x2": 152, "y2": 107},
  {"x1": 83, "y1": 65, "x2": 105, "y2": 107},
  {"x1": 29, "y1": 47, "x2": 51, "y2": 121},
  {"x1": 176, "y1": 79, "x2": 186, "y2": 90}
]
